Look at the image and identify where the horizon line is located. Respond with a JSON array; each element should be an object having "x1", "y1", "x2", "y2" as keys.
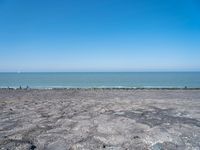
[{"x1": 0, "y1": 71, "x2": 200, "y2": 73}]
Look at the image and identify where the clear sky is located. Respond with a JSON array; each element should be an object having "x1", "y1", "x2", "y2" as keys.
[{"x1": 0, "y1": 0, "x2": 200, "y2": 72}]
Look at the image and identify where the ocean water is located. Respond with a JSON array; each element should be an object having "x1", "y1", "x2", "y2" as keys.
[{"x1": 0, "y1": 72, "x2": 200, "y2": 88}]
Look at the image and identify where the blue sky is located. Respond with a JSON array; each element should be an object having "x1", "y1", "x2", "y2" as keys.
[{"x1": 0, "y1": 0, "x2": 200, "y2": 72}]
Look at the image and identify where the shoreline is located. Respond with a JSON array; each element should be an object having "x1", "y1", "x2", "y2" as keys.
[{"x1": 1, "y1": 87, "x2": 200, "y2": 90}]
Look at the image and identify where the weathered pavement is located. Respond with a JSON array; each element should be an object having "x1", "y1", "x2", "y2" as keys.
[{"x1": 0, "y1": 89, "x2": 200, "y2": 150}]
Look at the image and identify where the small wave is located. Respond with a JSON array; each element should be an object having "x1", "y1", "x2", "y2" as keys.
[{"x1": 0, "y1": 85, "x2": 199, "y2": 90}]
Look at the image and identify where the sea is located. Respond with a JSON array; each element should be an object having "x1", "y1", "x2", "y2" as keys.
[{"x1": 0, "y1": 72, "x2": 200, "y2": 89}]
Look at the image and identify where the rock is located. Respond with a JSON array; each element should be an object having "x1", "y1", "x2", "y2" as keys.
[
  {"x1": 30, "y1": 145, "x2": 37, "y2": 150},
  {"x1": 133, "y1": 136, "x2": 140, "y2": 139}
]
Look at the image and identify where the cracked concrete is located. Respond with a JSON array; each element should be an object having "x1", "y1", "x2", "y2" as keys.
[{"x1": 0, "y1": 89, "x2": 200, "y2": 150}]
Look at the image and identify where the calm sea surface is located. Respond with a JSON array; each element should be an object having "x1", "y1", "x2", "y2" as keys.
[{"x1": 0, "y1": 72, "x2": 200, "y2": 88}]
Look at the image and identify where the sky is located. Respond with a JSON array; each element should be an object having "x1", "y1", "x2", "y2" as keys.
[{"x1": 0, "y1": 0, "x2": 200, "y2": 72}]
